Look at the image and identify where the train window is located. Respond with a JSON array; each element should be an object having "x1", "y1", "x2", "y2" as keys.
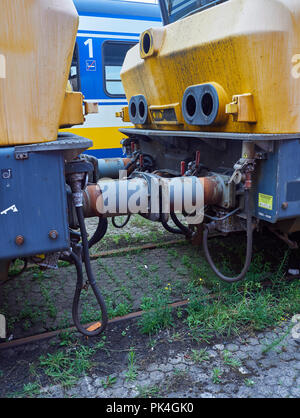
[
  {"x1": 159, "y1": 0, "x2": 229, "y2": 24},
  {"x1": 69, "y1": 43, "x2": 81, "y2": 92},
  {"x1": 102, "y1": 41, "x2": 136, "y2": 98}
]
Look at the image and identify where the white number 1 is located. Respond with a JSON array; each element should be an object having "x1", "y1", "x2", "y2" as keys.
[{"x1": 84, "y1": 38, "x2": 94, "y2": 58}]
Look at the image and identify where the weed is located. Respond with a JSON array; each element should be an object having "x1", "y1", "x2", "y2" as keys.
[
  {"x1": 39, "y1": 345, "x2": 95, "y2": 387},
  {"x1": 244, "y1": 378, "x2": 255, "y2": 387},
  {"x1": 139, "y1": 291, "x2": 174, "y2": 335},
  {"x1": 212, "y1": 368, "x2": 223, "y2": 384},
  {"x1": 262, "y1": 323, "x2": 294, "y2": 354},
  {"x1": 58, "y1": 331, "x2": 77, "y2": 347},
  {"x1": 137, "y1": 384, "x2": 161, "y2": 398},
  {"x1": 173, "y1": 368, "x2": 188, "y2": 378},
  {"x1": 8, "y1": 382, "x2": 41, "y2": 398},
  {"x1": 102, "y1": 375, "x2": 117, "y2": 389},
  {"x1": 191, "y1": 348, "x2": 209, "y2": 364},
  {"x1": 125, "y1": 348, "x2": 138, "y2": 382},
  {"x1": 222, "y1": 350, "x2": 242, "y2": 369}
]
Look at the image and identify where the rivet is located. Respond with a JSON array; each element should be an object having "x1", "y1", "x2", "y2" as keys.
[
  {"x1": 15, "y1": 235, "x2": 24, "y2": 246},
  {"x1": 49, "y1": 230, "x2": 59, "y2": 240}
]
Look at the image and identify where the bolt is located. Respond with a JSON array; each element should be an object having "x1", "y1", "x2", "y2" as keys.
[
  {"x1": 15, "y1": 235, "x2": 24, "y2": 246},
  {"x1": 49, "y1": 230, "x2": 59, "y2": 240}
]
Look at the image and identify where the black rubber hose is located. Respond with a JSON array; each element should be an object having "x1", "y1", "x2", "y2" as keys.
[
  {"x1": 72, "y1": 207, "x2": 108, "y2": 336},
  {"x1": 88, "y1": 217, "x2": 108, "y2": 249},
  {"x1": 170, "y1": 212, "x2": 193, "y2": 237},
  {"x1": 112, "y1": 215, "x2": 131, "y2": 229},
  {"x1": 161, "y1": 219, "x2": 184, "y2": 235},
  {"x1": 203, "y1": 190, "x2": 253, "y2": 283}
]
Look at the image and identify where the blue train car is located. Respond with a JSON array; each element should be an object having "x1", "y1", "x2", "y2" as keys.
[{"x1": 64, "y1": 0, "x2": 161, "y2": 159}]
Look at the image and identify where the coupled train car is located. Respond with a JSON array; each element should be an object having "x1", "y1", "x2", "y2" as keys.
[{"x1": 2, "y1": 0, "x2": 300, "y2": 338}]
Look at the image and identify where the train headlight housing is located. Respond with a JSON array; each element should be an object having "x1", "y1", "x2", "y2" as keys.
[{"x1": 140, "y1": 28, "x2": 165, "y2": 59}]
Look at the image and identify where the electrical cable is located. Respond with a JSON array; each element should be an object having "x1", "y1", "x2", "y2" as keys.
[
  {"x1": 203, "y1": 190, "x2": 253, "y2": 283},
  {"x1": 112, "y1": 215, "x2": 131, "y2": 229},
  {"x1": 72, "y1": 207, "x2": 108, "y2": 336},
  {"x1": 170, "y1": 212, "x2": 193, "y2": 237},
  {"x1": 161, "y1": 218, "x2": 184, "y2": 235},
  {"x1": 88, "y1": 217, "x2": 108, "y2": 249}
]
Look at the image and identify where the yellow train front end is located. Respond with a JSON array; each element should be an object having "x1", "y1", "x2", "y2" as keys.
[{"x1": 120, "y1": 0, "x2": 300, "y2": 134}]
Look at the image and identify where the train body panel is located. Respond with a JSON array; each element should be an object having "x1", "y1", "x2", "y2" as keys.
[
  {"x1": 64, "y1": 0, "x2": 162, "y2": 159},
  {"x1": 0, "y1": 0, "x2": 79, "y2": 146},
  {"x1": 121, "y1": 0, "x2": 300, "y2": 134}
]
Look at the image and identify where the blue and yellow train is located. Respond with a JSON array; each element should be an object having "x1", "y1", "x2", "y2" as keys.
[{"x1": 65, "y1": 0, "x2": 161, "y2": 159}]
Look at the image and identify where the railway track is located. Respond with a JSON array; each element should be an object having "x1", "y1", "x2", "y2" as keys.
[
  {"x1": 0, "y1": 300, "x2": 190, "y2": 350},
  {"x1": 1, "y1": 233, "x2": 299, "y2": 351},
  {"x1": 1, "y1": 273, "x2": 298, "y2": 350}
]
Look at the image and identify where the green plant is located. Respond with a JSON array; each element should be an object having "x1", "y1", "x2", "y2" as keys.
[
  {"x1": 191, "y1": 348, "x2": 209, "y2": 364},
  {"x1": 244, "y1": 378, "x2": 255, "y2": 387},
  {"x1": 137, "y1": 384, "x2": 160, "y2": 398},
  {"x1": 222, "y1": 350, "x2": 242, "y2": 369},
  {"x1": 8, "y1": 382, "x2": 41, "y2": 398},
  {"x1": 212, "y1": 368, "x2": 223, "y2": 384},
  {"x1": 138, "y1": 291, "x2": 174, "y2": 335},
  {"x1": 39, "y1": 345, "x2": 95, "y2": 387},
  {"x1": 125, "y1": 348, "x2": 138, "y2": 382},
  {"x1": 102, "y1": 375, "x2": 117, "y2": 389}
]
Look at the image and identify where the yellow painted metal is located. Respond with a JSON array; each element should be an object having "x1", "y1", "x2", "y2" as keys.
[
  {"x1": 226, "y1": 94, "x2": 257, "y2": 123},
  {"x1": 59, "y1": 92, "x2": 85, "y2": 129},
  {"x1": 121, "y1": 0, "x2": 300, "y2": 134},
  {"x1": 0, "y1": 0, "x2": 79, "y2": 146}
]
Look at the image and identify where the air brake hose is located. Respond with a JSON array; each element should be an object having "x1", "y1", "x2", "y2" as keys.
[
  {"x1": 170, "y1": 212, "x2": 193, "y2": 237},
  {"x1": 161, "y1": 218, "x2": 184, "y2": 235},
  {"x1": 72, "y1": 206, "x2": 108, "y2": 337},
  {"x1": 203, "y1": 189, "x2": 253, "y2": 283},
  {"x1": 88, "y1": 217, "x2": 108, "y2": 249},
  {"x1": 112, "y1": 215, "x2": 131, "y2": 229}
]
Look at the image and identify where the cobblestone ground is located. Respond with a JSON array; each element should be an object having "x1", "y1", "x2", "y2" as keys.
[{"x1": 35, "y1": 322, "x2": 300, "y2": 399}]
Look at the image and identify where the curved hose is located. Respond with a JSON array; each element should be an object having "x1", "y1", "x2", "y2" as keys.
[
  {"x1": 170, "y1": 212, "x2": 193, "y2": 237},
  {"x1": 112, "y1": 215, "x2": 131, "y2": 229},
  {"x1": 203, "y1": 190, "x2": 253, "y2": 283},
  {"x1": 161, "y1": 219, "x2": 184, "y2": 235},
  {"x1": 88, "y1": 217, "x2": 108, "y2": 249},
  {"x1": 72, "y1": 207, "x2": 108, "y2": 336}
]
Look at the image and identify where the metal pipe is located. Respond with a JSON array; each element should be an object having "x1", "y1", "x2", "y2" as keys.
[
  {"x1": 97, "y1": 158, "x2": 133, "y2": 179},
  {"x1": 83, "y1": 175, "x2": 223, "y2": 221}
]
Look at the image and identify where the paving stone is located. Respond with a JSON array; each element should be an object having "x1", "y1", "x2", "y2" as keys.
[
  {"x1": 213, "y1": 344, "x2": 224, "y2": 351},
  {"x1": 200, "y1": 392, "x2": 216, "y2": 398},
  {"x1": 225, "y1": 344, "x2": 239, "y2": 352},
  {"x1": 207, "y1": 349, "x2": 218, "y2": 358},
  {"x1": 149, "y1": 371, "x2": 165, "y2": 382},
  {"x1": 247, "y1": 338, "x2": 259, "y2": 346},
  {"x1": 10, "y1": 325, "x2": 300, "y2": 399}
]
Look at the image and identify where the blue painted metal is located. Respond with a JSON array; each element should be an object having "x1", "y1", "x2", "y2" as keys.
[
  {"x1": 0, "y1": 148, "x2": 69, "y2": 260},
  {"x1": 254, "y1": 140, "x2": 300, "y2": 223},
  {"x1": 74, "y1": 0, "x2": 161, "y2": 21},
  {"x1": 84, "y1": 148, "x2": 124, "y2": 159}
]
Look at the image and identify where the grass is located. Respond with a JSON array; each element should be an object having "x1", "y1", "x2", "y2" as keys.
[
  {"x1": 39, "y1": 345, "x2": 96, "y2": 387},
  {"x1": 124, "y1": 348, "x2": 138, "y2": 382},
  {"x1": 138, "y1": 291, "x2": 174, "y2": 335},
  {"x1": 101, "y1": 375, "x2": 117, "y2": 389},
  {"x1": 182, "y1": 240, "x2": 300, "y2": 342},
  {"x1": 191, "y1": 348, "x2": 210, "y2": 364},
  {"x1": 222, "y1": 350, "x2": 242, "y2": 369},
  {"x1": 137, "y1": 384, "x2": 161, "y2": 398}
]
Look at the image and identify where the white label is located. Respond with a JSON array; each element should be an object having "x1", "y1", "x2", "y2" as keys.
[{"x1": 0, "y1": 314, "x2": 6, "y2": 339}]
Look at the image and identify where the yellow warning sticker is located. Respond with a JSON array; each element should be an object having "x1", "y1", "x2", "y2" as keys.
[{"x1": 258, "y1": 193, "x2": 273, "y2": 211}]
